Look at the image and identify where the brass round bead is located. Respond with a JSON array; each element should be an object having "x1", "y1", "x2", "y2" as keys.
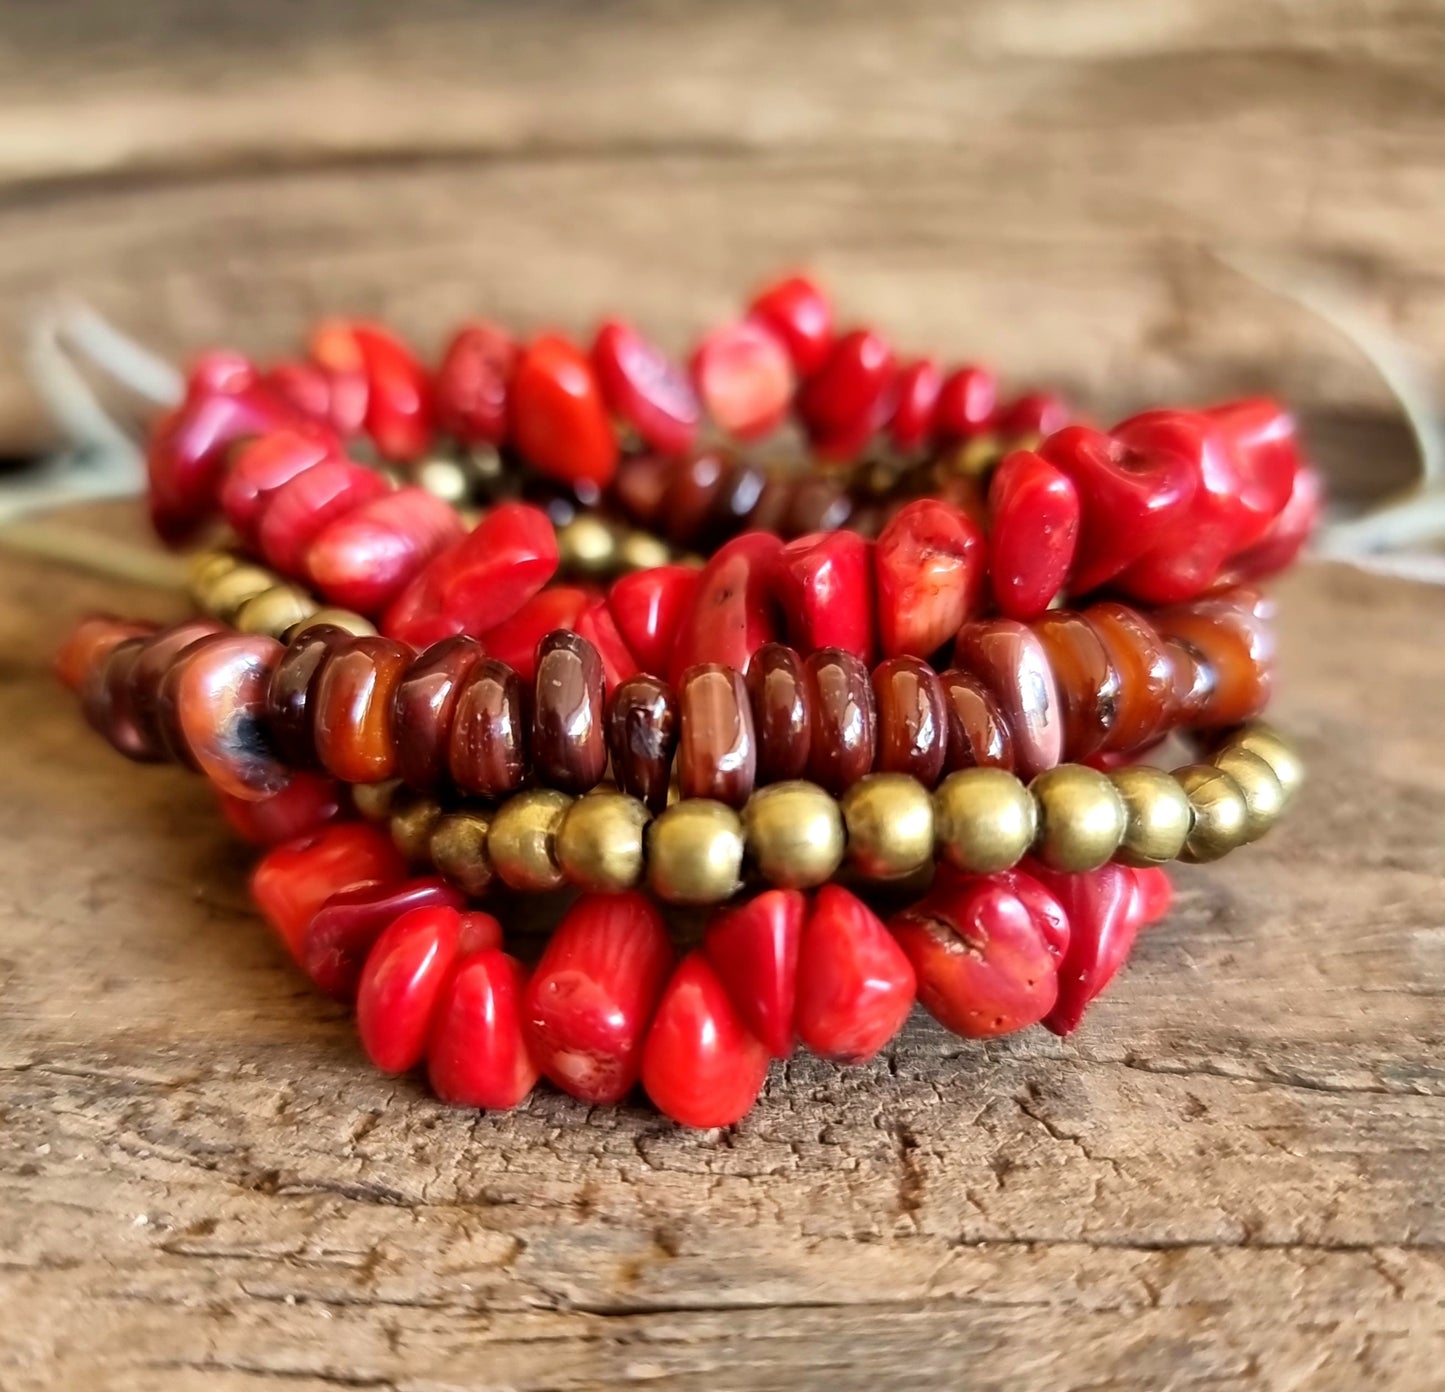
[
  {"x1": 414, "y1": 455, "x2": 473, "y2": 505},
  {"x1": 742, "y1": 781, "x2": 845, "y2": 888},
  {"x1": 235, "y1": 584, "x2": 319, "y2": 639},
  {"x1": 390, "y1": 796, "x2": 444, "y2": 864},
  {"x1": 187, "y1": 550, "x2": 238, "y2": 596},
  {"x1": 290, "y1": 607, "x2": 378, "y2": 639},
  {"x1": 647, "y1": 799, "x2": 745, "y2": 905},
  {"x1": 1174, "y1": 764, "x2": 1250, "y2": 863},
  {"x1": 428, "y1": 810, "x2": 496, "y2": 897},
  {"x1": 555, "y1": 790, "x2": 651, "y2": 893},
  {"x1": 1110, "y1": 765, "x2": 1194, "y2": 866},
  {"x1": 197, "y1": 562, "x2": 276, "y2": 620},
  {"x1": 487, "y1": 789, "x2": 573, "y2": 892},
  {"x1": 617, "y1": 529, "x2": 672, "y2": 572},
  {"x1": 932, "y1": 768, "x2": 1036, "y2": 874},
  {"x1": 1219, "y1": 723, "x2": 1303, "y2": 810},
  {"x1": 1211, "y1": 746, "x2": 1286, "y2": 842},
  {"x1": 1030, "y1": 765, "x2": 1127, "y2": 872},
  {"x1": 557, "y1": 514, "x2": 620, "y2": 578},
  {"x1": 352, "y1": 779, "x2": 403, "y2": 822},
  {"x1": 841, "y1": 773, "x2": 935, "y2": 880}
]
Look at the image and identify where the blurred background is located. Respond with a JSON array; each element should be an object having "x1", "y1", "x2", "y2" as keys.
[{"x1": 1, "y1": 0, "x2": 1440, "y2": 512}]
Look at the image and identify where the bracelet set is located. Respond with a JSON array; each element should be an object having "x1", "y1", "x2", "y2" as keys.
[{"x1": 59, "y1": 273, "x2": 1313, "y2": 1128}]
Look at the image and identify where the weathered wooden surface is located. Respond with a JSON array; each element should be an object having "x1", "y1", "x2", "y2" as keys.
[
  {"x1": 0, "y1": 504, "x2": 1443, "y2": 1390},
  {"x1": 0, "y1": 0, "x2": 1442, "y2": 458}
]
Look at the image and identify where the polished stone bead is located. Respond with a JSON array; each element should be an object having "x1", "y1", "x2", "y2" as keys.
[
  {"x1": 937, "y1": 669, "x2": 1016, "y2": 773},
  {"x1": 220, "y1": 430, "x2": 334, "y2": 541},
  {"x1": 607, "y1": 565, "x2": 701, "y2": 679},
  {"x1": 312, "y1": 636, "x2": 411, "y2": 785},
  {"x1": 873, "y1": 655, "x2": 947, "y2": 787},
  {"x1": 1032, "y1": 610, "x2": 1121, "y2": 761},
  {"x1": 265, "y1": 623, "x2": 354, "y2": 768},
  {"x1": 1155, "y1": 588, "x2": 1274, "y2": 727},
  {"x1": 803, "y1": 648, "x2": 877, "y2": 797},
  {"x1": 667, "y1": 532, "x2": 783, "y2": 684},
  {"x1": 474, "y1": 586, "x2": 590, "y2": 686},
  {"x1": 775, "y1": 530, "x2": 874, "y2": 661},
  {"x1": 1085, "y1": 602, "x2": 1176, "y2": 752},
  {"x1": 988, "y1": 449, "x2": 1080, "y2": 620},
  {"x1": 448, "y1": 657, "x2": 529, "y2": 799},
  {"x1": 256, "y1": 459, "x2": 389, "y2": 576},
  {"x1": 357, "y1": 906, "x2": 463, "y2": 1074},
  {"x1": 953, "y1": 619, "x2": 1062, "y2": 780},
  {"x1": 875, "y1": 499, "x2": 986, "y2": 660},
  {"x1": 534, "y1": 631, "x2": 608, "y2": 794},
  {"x1": 702, "y1": 888, "x2": 806, "y2": 1058},
  {"x1": 606, "y1": 674, "x2": 679, "y2": 814},
  {"x1": 746, "y1": 643, "x2": 812, "y2": 783},
  {"x1": 678, "y1": 664, "x2": 757, "y2": 806},
  {"x1": 428, "y1": 948, "x2": 540, "y2": 1111},
  {"x1": 393, "y1": 636, "x2": 485, "y2": 790},
  {"x1": 511, "y1": 333, "x2": 619, "y2": 487}
]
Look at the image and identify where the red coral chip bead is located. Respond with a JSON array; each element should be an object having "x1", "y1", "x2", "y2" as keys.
[
  {"x1": 1131, "y1": 867, "x2": 1173, "y2": 929},
  {"x1": 263, "y1": 359, "x2": 335, "y2": 424},
  {"x1": 1202, "y1": 398, "x2": 1300, "y2": 550},
  {"x1": 434, "y1": 321, "x2": 517, "y2": 447},
  {"x1": 356, "y1": 905, "x2": 466, "y2": 1073},
  {"x1": 995, "y1": 391, "x2": 1070, "y2": 440},
  {"x1": 796, "y1": 328, "x2": 896, "y2": 443},
  {"x1": 702, "y1": 888, "x2": 805, "y2": 1059},
  {"x1": 474, "y1": 585, "x2": 592, "y2": 685},
  {"x1": 523, "y1": 891, "x2": 675, "y2": 1104},
  {"x1": 988, "y1": 449, "x2": 1081, "y2": 620},
  {"x1": 428, "y1": 948, "x2": 540, "y2": 1110},
  {"x1": 934, "y1": 365, "x2": 998, "y2": 441},
  {"x1": 591, "y1": 318, "x2": 701, "y2": 457},
  {"x1": 250, "y1": 823, "x2": 407, "y2": 961},
  {"x1": 1224, "y1": 464, "x2": 1321, "y2": 583},
  {"x1": 220, "y1": 430, "x2": 336, "y2": 541},
  {"x1": 641, "y1": 952, "x2": 771, "y2": 1128},
  {"x1": 875, "y1": 499, "x2": 987, "y2": 660},
  {"x1": 511, "y1": 333, "x2": 619, "y2": 488},
  {"x1": 256, "y1": 459, "x2": 391, "y2": 576},
  {"x1": 307, "y1": 320, "x2": 371, "y2": 437},
  {"x1": 575, "y1": 599, "x2": 641, "y2": 692},
  {"x1": 350, "y1": 323, "x2": 434, "y2": 462},
  {"x1": 690, "y1": 319, "x2": 795, "y2": 441},
  {"x1": 747, "y1": 273, "x2": 833, "y2": 377},
  {"x1": 606, "y1": 565, "x2": 701, "y2": 679},
  {"x1": 667, "y1": 532, "x2": 784, "y2": 684},
  {"x1": 889, "y1": 358, "x2": 943, "y2": 452},
  {"x1": 187, "y1": 350, "x2": 257, "y2": 397},
  {"x1": 775, "y1": 530, "x2": 875, "y2": 661},
  {"x1": 302, "y1": 877, "x2": 467, "y2": 1002},
  {"x1": 217, "y1": 772, "x2": 341, "y2": 848},
  {"x1": 890, "y1": 869, "x2": 1070, "y2": 1039},
  {"x1": 794, "y1": 885, "x2": 916, "y2": 1063}
]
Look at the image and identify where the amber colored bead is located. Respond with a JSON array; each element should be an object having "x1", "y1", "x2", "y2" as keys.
[
  {"x1": 152, "y1": 633, "x2": 229, "y2": 770},
  {"x1": 56, "y1": 615, "x2": 154, "y2": 692},
  {"x1": 129, "y1": 619, "x2": 228, "y2": 759},
  {"x1": 393, "y1": 635, "x2": 484, "y2": 790},
  {"x1": 1155, "y1": 589, "x2": 1274, "y2": 728},
  {"x1": 782, "y1": 474, "x2": 852, "y2": 537},
  {"x1": 312, "y1": 636, "x2": 411, "y2": 784},
  {"x1": 678, "y1": 664, "x2": 757, "y2": 806},
  {"x1": 533, "y1": 631, "x2": 607, "y2": 794},
  {"x1": 804, "y1": 648, "x2": 876, "y2": 797},
  {"x1": 174, "y1": 633, "x2": 291, "y2": 799},
  {"x1": 937, "y1": 670, "x2": 1014, "y2": 773},
  {"x1": 1163, "y1": 636, "x2": 1215, "y2": 726},
  {"x1": 606, "y1": 674, "x2": 679, "y2": 813},
  {"x1": 1032, "y1": 611, "x2": 1121, "y2": 761},
  {"x1": 265, "y1": 623, "x2": 353, "y2": 768},
  {"x1": 953, "y1": 620, "x2": 1062, "y2": 780},
  {"x1": 448, "y1": 657, "x2": 529, "y2": 799},
  {"x1": 662, "y1": 451, "x2": 729, "y2": 546},
  {"x1": 81, "y1": 636, "x2": 151, "y2": 761},
  {"x1": 747, "y1": 642, "x2": 812, "y2": 783},
  {"x1": 872, "y1": 656, "x2": 947, "y2": 787},
  {"x1": 1084, "y1": 602, "x2": 1175, "y2": 752}
]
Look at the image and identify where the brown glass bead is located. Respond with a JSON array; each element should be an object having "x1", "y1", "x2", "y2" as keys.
[
  {"x1": 533, "y1": 630, "x2": 607, "y2": 794},
  {"x1": 312, "y1": 636, "x2": 411, "y2": 785},
  {"x1": 746, "y1": 475, "x2": 796, "y2": 536},
  {"x1": 1155, "y1": 589, "x2": 1274, "y2": 727},
  {"x1": 265, "y1": 623, "x2": 354, "y2": 767},
  {"x1": 747, "y1": 642, "x2": 812, "y2": 783},
  {"x1": 81, "y1": 636, "x2": 152, "y2": 761},
  {"x1": 872, "y1": 655, "x2": 947, "y2": 786},
  {"x1": 449, "y1": 657, "x2": 529, "y2": 799},
  {"x1": 1162, "y1": 636, "x2": 1216, "y2": 727},
  {"x1": 129, "y1": 620, "x2": 227, "y2": 760},
  {"x1": 938, "y1": 670, "x2": 1015, "y2": 773},
  {"x1": 1032, "y1": 610, "x2": 1121, "y2": 761},
  {"x1": 153, "y1": 633, "x2": 230, "y2": 770},
  {"x1": 1085, "y1": 602, "x2": 1175, "y2": 752},
  {"x1": 612, "y1": 452, "x2": 673, "y2": 523},
  {"x1": 173, "y1": 633, "x2": 291, "y2": 799},
  {"x1": 607, "y1": 674, "x2": 679, "y2": 813},
  {"x1": 705, "y1": 459, "x2": 768, "y2": 547},
  {"x1": 804, "y1": 648, "x2": 876, "y2": 796},
  {"x1": 663, "y1": 451, "x2": 728, "y2": 546},
  {"x1": 678, "y1": 663, "x2": 757, "y2": 805},
  {"x1": 953, "y1": 619, "x2": 1062, "y2": 780},
  {"x1": 783, "y1": 475, "x2": 852, "y2": 537},
  {"x1": 55, "y1": 615, "x2": 153, "y2": 692},
  {"x1": 393, "y1": 635, "x2": 484, "y2": 790}
]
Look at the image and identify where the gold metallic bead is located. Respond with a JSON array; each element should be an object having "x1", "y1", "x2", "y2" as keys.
[
  {"x1": 1174, "y1": 765, "x2": 1250, "y2": 863},
  {"x1": 234, "y1": 584, "x2": 319, "y2": 639},
  {"x1": 932, "y1": 768, "x2": 1036, "y2": 874},
  {"x1": 742, "y1": 781, "x2": 846, "y2": 888},
  {"x1": 1211, "y1": 747, "x2": 1286, "y2": 842},
  {"x1": 463, "y1": 444, "x2": 504, "y2": 484},
  {"x1": 556, "y1": 791, "x2": 651, "y2": 892},
  {"x1": 488, "y1": 789, "x2": 573, "y2": 892},
  {"x1": 187, "y1": 550, "x2": 238, "y2": 597},
  {"x1": 390, "y1": 796, "x2": 443, "y2": 864},
  {"x1": 557, "y1": 514, "x2": 620, "y2": 578},
  {"x1": 841, "y1": 773, "x2": 935, "y2": 880},
  {"x1": 414, "y1": 455, "x2": 473, "y2": 505},
  {"x1": 1031, "y1": 765, "x2": 1127, "y2": 872},
  {"x1": 291, "y1": 607, "x2": 378, "y2": 639},
  {"x1": 352, "y1": 779, "x2": 403, "y2": 822},
  {"x1": 197, "y1": 562, "x2": 276, "y2": 620},
  {"x1": 617, "y1": 529, "x2": 672, "y2": 572},
  {"x1": 1110, "y1": 765, "x2": 1194, "y2": 866},
  {"x1": 647, "y1": 799, "x2": 745, "y2": 905},
  {"x1": 1219, "y1": 723, "x2": 1304, "y2": 810},
  {"x1": 428, "y1": 810, "x2": 496, "y2": 897}
]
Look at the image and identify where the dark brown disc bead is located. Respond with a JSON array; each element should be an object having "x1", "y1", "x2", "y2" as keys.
[
  {"x1": 705, "y1": 459, "x2": 768, "y2": 546},
  {"x1": 938, "y1": 670, "x2": 1015, "y2": 772},
  {"x1": 607, "y1": 674, "x2": 679, "y2": 813},
  {"x1": 783, "y1": 474, "x2": 852, "y2": 537},
  {"x1": 1154, "y1": 589, "x2": 1274, "y2": 727},
  {"x1": 1032, "y1": 610, "x2": 1121, "y2": 761},
  {"x1": 1085, "y1": 602, "x2": 1176, "y2": 752},
  {"x1": 745, "y1": 475, "x2": 796, "y2": 536},
  {"x1": 804, "y1": 648, "x2": 876, "y2": 796},
  {"x1": 953, "y1": 619, "x2": 1062, "y2": 779},
  {"x1": 663, "y1": 451, "x2": 729, "y2": 546},
  {"x1": 265, "y1": 623, "x2": 355, "y2": 768},
  {"x1": 678, "y1": 663, "x2": 757, "y2": 805},
  {"x1": 393, "y1": 635, "x2": 485, "y2": 790},
  {"x1": 872, "y1": 655, "x2": 947, "y2": 786},
  {"x1": 312, "y1": 636, "x2": 412, "y2": 785},
  {"x1": 449, "y1": 657, "x2": 529, "y2": 799},
  {"x1": 153, "y1": 632, "x2": 230, "y2": 770},
  {"x1": 172, "y1": 633, "x2": 290, "y2": 799},
  {"x1": 747, "y1": 642, "x2": 812, "y2": 783},
  {"x1": 612, "y1": 452, "x2": 673, "y2": 524},
  {"x1": 533, "y1": 630, "x2": 607, "y2": 794},
  {"x1": 1162, "y1": 637, "x2": 1216, "y2": 727},
  {"x1": 81, "y1": 636, "x2": 153, "y2": 761},
  {"x1": 129, "y1": 620, "x2": 227, "y2": 759}
]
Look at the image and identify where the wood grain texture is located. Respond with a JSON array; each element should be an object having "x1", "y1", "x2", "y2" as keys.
[
  {"x1": 0, "y1": 505, "x2": 1443, "y2": 1389},
  {"x1": 0, "y1": 0, "x2": 1442, "y2": 458}
]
